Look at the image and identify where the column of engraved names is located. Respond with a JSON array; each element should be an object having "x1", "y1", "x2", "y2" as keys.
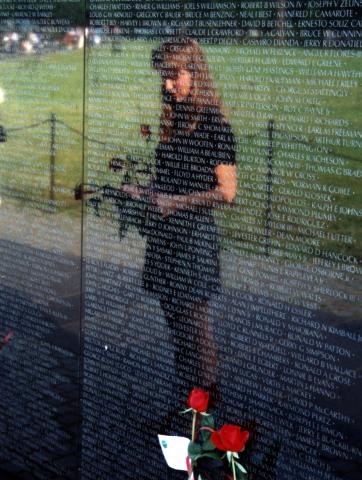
[
  {"x1": 83, "y1": 4, "x2": 171, "y2": 479},
  {"x1": 216, "y1": 3, "x2": 362, "y2": 479},
  {"x1": 82, "y1": 3, "x2": 362, "y2": 480},
  {"x1": 0, "y1": 1, "x2": 83, "y2": 478}
]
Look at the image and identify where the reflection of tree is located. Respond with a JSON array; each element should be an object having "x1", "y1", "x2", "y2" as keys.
[
  {"x1": 53, "y1": 2, "x2": 86, "y2": 27},
  {"x1": 0, "y1": 1, "x2": 86, "y2": 28},
  {"x1": 236, "y1": 2, "x2": 362, "y2": 41},
  {"x1": 276, "y1": 1, "x2": 286, "y2": 40}
]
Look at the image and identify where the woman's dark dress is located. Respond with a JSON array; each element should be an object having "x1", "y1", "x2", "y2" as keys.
[{"x1": 143, "y1": 105, "x2": 235, "y2": 306}]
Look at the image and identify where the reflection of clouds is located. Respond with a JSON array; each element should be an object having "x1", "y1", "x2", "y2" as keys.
[
  {"x1": 22, "y1": 40, "x2": 33, "y2": 54},
  {"x1": 0, "y1": 88, "x2": 5, "y2": 104}
]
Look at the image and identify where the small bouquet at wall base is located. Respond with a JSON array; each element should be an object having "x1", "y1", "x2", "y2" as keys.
[
  {"x1": 0, "y1": 331, "x2": 13, "y2": 351},
  {"x1": 159, "y1": 388, "x2": 249, "y2": 480}
]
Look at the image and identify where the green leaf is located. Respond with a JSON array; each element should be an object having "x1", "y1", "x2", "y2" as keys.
[
  {"x1": 197, "y1": 452, "x2": 223, "y2": 462},
  {"x1": 236, "y1": 471, "x2": 247, "y2": 480},
  {"x1": 207, "y1": 452, "x2": 223, "y2": 461},
  {"x1": 227, "y1": 451, "x2": 232, "y2": 463},
  {"x1": 202, "y1": 438, "x2": 216, "y2": 451},
  {"x1": 235, "y1": 462, "x2": 247, "y2": 474},
  {"x1": 180, "y1": 408, "x2": 193, "y2": 415},
  {"x1": 233, "y1": 452, "x2": 239, "y2": 459},
  {"x1": 188, "y1": 442, "x2": 202, "y2": 455},
  {"x1": 200, "y1": 428, "x2": 211, "y2": 443},
  {"x1": 188, "y1": 442, "x2": 202, "y2": 460},
  {"x1": 200, "y1": 412, "x2": 210, "y2": 416},
  {"x1": 200, "y1": 414, "x2": 215, "y2": 429},
  {"x1": 235, "y1": 462, "x2": 248, "y2": 480}
]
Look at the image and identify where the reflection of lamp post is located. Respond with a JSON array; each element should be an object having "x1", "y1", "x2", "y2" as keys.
[
  {"x1": 0, "y1": 126, "x2": 6, "y2": 143},
  {"x1": 0, "y1": 87, "x2": 6, "y2": 143},
  {"x1": 276, "y1": 1, "x2": 286, "y2": 40},
  {"x1": 140, "y1": 124, "x2": 154, "y2": 178}
]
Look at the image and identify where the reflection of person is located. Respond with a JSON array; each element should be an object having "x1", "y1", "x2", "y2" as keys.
[{"x1": 127, "y1": 38, "x2": 237, "y2": 400}]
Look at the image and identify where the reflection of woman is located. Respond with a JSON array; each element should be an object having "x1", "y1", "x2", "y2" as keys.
[{"x1": 129, "y1": 38, "x2": 237, "y2": 399}]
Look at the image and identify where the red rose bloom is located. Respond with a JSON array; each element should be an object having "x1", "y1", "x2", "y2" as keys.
[
  {"x1": 0, "y1": 330, "x2": 13, "y2": 350},
  {"x1": 140, "y1": 124, "x2": 151, "y2": 140},
  {"x1": 187, "y1": 389, "x2": 209, "y2": 413},
  {"x1": 211, "y1": 425, "x2": 249, "y2": 452}
]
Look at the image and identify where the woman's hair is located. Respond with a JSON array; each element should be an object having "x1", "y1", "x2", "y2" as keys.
[{"x1": 152, "y1": 37, "x2": 224, "y2": 142}]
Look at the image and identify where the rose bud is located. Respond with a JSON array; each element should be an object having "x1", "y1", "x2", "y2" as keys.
[
  {"x1": 211, "y1": 425, "x2": 249, "y2": 453},
  {"x1": 74, "y1": 183, "x2": 83, "y2": 200},
  {"x1": 0, "y1": 330, "x2": 13, "y2": 350},
  {"x1": 140, "y1": 124, "x2": 152, "y2": 141},
  {"x1": 187, "y1": 388, "x2": 209, "y2": 413}
]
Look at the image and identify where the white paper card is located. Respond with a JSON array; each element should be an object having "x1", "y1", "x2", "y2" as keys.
[{"x1": 158, "y1": 435, "x2": 190, "y2": 471}]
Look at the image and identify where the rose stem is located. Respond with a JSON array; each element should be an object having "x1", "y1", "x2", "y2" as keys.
[
  {"x1": 189, "y1": 411, "x2": 198, "y2": 480},
  {"x1": 191, "y1": 411, "x2": 197, "y2": 442},
  {"x1": 231, "y1": 455, "x2": 236, "y2": 480}
]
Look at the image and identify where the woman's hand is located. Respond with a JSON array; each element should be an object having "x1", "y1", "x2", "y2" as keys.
[
  {"x1": 152, "y1": 193, "x2": 176, "y2": 218},
  {"x1": 215, "y1": 164, "x2": 237, "y2": 204},
  {"x1": 149, "y1": 164, "x2": 237, "y2": 218}
]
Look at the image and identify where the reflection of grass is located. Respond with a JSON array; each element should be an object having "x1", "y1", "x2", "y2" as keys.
[
  {"x1": 0, "y1": 42, "x2": 360, "y2": 258},
  {"x1": 0, "y1": 50, "x2": 84, "y2": 215},
  {"x1": 210, "y1": 45, "x2": 361, "y2": 259}
]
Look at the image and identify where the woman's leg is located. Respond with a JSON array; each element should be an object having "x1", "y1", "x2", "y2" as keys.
[
  {"x1": 160, "y1": 296, "x2": 185, "y2": 383},
  {"x1": 180, "y1": 299, "x2": 218, "y2": 389},
  {"x1": 161, "y1": 297, "x2": 218, "y2": 392}
]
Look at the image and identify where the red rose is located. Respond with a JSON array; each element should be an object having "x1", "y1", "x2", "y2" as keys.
[
  {"x1": 211, "y1": 425, "x2": 249, "y2": 452},
  {"x1": 187, "y1": 388, "x2": 209, "y2": 413},
  {"x1": 140, "y1": 124, "x2": 152, "y2": 141},
  {"x1": 0, "y1": 330, "x2": 13, "y2": 350}
]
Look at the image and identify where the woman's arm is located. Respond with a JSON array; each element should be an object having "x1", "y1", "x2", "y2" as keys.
[{"x1": 155, "y1": 164, "x2": 237, "y2": 218}]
